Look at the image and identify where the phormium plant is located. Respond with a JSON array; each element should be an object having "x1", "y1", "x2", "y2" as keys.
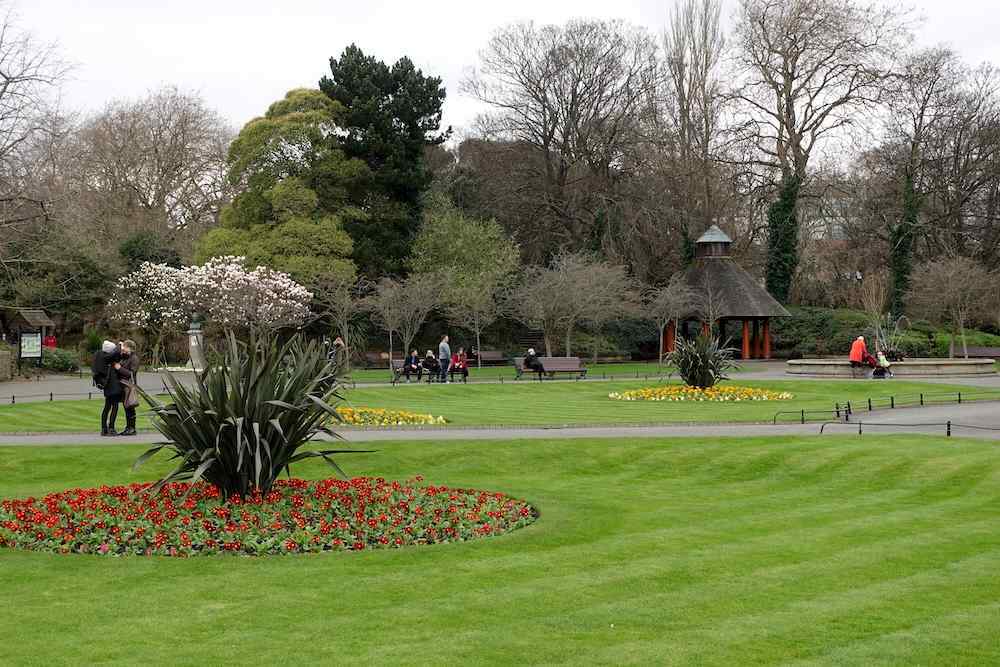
[
  {"x1": 136, "y1": 332, "x2": 362, "y2": 498},
  {"x1": 667, "y1": 334, "x2": 738, "y2": 389}
]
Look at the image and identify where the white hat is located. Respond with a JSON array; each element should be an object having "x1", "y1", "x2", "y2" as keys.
[
  {"x1": 102, "y1": 340, "x2": 117, "y2": 354},
  {"x1": 528, "y1": 348, "x2": 535, "y2": 355}
]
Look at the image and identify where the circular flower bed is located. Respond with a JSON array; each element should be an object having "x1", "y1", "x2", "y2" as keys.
[
  {"x1": 336, "y1": 406, "x2": 447, "y2": 426},
  {"x1": 0, "y1": 477, "x2": 536, "y2": 557},
  {"x1": 609, "y1": 385, "x2": 793, "y2": 402}
]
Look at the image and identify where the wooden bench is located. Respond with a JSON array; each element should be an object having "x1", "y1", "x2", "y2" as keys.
[
  {"x1": 473, "y1": 349, "x2": 507, "y2": 365},
  {"x1": 513, "y1": 356, "x2": 587, "y2": 380},
  {"x1": 391, "y1": 359, "x2": 468, "y2": 384},
  {"x1": 963, "y1": 346, "x2": 1000, "y2": 359}
]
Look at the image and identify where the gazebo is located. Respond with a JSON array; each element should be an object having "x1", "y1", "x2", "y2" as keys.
[{"x1": 664, "y1": 225, "x2": 790, "y2": 359}]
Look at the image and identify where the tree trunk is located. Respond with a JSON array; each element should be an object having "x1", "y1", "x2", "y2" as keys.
[
  {"x1": 948, "y1": 329, "x2": 954, "y2": 359},
  {"x1": 388, "y1": 330, "x2": 394, "y2": 376},
  {"x1": 544, "y1": 333, "x2": 552, "y2": 357},
  {"x1": 476, "y1": 329, "x2": 482, "y2": 369},
  {"x1": 658, "y1": 324, "x2": 665, "y2": 367},
  {"x1": 890, "y1": 173, "x2": 918, "y2": 315},
  {"x1": 565, "y1": 326, "x2": 572, "y2": 357},
  {"x1": 960, "y1": 321, "x2": 968, "y2": 358},
  {"x1": 765, "y1": 175, "x2": 802, "y2": 303}
]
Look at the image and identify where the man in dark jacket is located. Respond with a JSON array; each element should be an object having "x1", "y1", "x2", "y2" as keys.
[
  {"x1": 403, "y1": 349, "x2": 422, "y2": 382},
  {"x1": 524, "y1": 348, "x2": 545, "y2": 380},
  {"x1": 92, "y1": 340, "x2": 123, "y2": 436}
]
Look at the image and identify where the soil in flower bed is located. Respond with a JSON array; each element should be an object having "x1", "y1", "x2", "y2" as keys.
[
  {"x1": 608, "y1": 385, "x2": 793, "y2": 402},
  {"x1": 0, "y1": 477, "x2": 537, "y2": 557}
]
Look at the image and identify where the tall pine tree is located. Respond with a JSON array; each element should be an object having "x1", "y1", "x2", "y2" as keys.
[{"x1": 320, "y1": 45, "x2": 450, "y2": 277}]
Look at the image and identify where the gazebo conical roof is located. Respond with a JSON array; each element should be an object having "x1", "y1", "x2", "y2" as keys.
[{"x1": 683, "y1": 225, "x2": 790, "y2": 319}]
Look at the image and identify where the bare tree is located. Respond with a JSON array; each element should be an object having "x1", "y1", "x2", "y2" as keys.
[
  {"x1": 463, "y1": 20, "x2": 661, "y2": 252},
  {"x1": 367, "y1": 274, "x2": 440, "y2": 370},
  {"x1": 907, "y1": 257, "x2": 992, "y2": 358},
  {"x1": 731, "y1": 0, "x2": 911, "y2": 300},
  {"x1": 644, "y1": 273, "x2": 700, "y2": 365},
  {"x1": 65, "y1": 87, "x2": 234, "y2": 253},
  {"x1": 312, "y1": 274, "x2": 372, "y2": 370},
  {"x1": 511, "y1": 253, "x2": 638, "y2": 357},
  {"x1": 663, "y1": 0, "x2": 726, "y2": 236}
]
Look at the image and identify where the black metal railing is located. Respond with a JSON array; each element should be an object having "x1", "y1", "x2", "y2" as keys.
[
  {"x1": 773, "y1": 389, "x2": 1000, "y2": 425},
  {"x1": 819, "y1": 420, "x2": 1000, "y2": 437}
]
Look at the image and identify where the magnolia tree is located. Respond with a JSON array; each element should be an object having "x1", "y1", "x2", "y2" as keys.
[{"x1": 108, "y1": 256, "x2": 313, "y2": 349}]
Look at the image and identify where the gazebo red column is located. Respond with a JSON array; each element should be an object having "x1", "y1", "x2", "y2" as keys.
[
  {"x1": 663, "y1": 321, "x2": 677, "y2": 355},
  {"x1": 741, "y1": 320, "x2": 751, "y2": 359},
  {"x1": 763, "y1": 318, "x2": 771, "y2": 359}
]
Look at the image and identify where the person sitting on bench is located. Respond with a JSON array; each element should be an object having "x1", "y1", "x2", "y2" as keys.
[
  {"x1": 450, "y1": 347, "x2": 469, "y2": 381},
  {"x1": 421, "y1": 350, "x2": 440, "y2": 382},
  {"x1": 402, "y1": 349, "x2": 422, "y2": 382},
  {"x1": 524, "y1": 347, "x2": 545, "y2": 379}
]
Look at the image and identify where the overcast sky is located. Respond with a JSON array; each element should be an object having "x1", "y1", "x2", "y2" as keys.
[{"x1": 18, "y1": 0, "x2": 1000, "y2": 134}]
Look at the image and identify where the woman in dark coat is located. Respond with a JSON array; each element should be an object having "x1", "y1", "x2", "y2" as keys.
[
  {"x1": 92, "y1": 340, "x2": 123, "y2": 436},
  {"x1": 116, "y1": 339, "x2": 141, "y2": 436},
  {"x1": 421, "y1": 350, "x2": 440, "y2": 382}
]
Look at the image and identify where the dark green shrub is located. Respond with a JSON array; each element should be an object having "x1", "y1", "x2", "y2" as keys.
[
  {"x1": 667, "y1": 335, "x2": 737, "y2": 388},
  {"x1": 136, "y1": 332, "x2": 363, "y2": 498},
  {"x1": 41, "y1": 347, "x2": 80, "y2": 373}
]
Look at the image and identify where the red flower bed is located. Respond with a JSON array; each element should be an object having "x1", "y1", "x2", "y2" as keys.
[{"x1": 0, "y1": 477, "x2": 537, "y2": 557}]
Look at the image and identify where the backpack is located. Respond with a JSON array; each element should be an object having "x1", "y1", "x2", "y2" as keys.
[{"x1": 91, "y1": 353, "x2": 108, "y2": 390}]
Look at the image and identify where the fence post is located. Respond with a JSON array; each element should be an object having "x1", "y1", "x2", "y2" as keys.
[
  {"x1": 920, "y1": 393, "x2": 924, "y2": 406},
  {"x1": 947, "y1": 420, "x2": 952, "y2": 437},
  {"x1": 858, "y1": 421, "x2": 862, "y2": 435},
  {"x1": 890, "y1": 396, "x2": 895, "y2": 409},
  {"x1": 801, "y1": 409, "x2": 805, "y2": 424},
  {"x1": 88, "y1": 392, "x2": 92, "y2": 400},
  {"x1": 835, "y1": 403, "x2": 841, "y2": 419},
  {"x1": 868, "y1": 398, "x2": 872, "y2": 411},
  {"x1": 958, "y1": 392, "x2": 962, "y2": 404},
  {"x1": 50, "y1": 392, "x2": 53, "y2": 401}
]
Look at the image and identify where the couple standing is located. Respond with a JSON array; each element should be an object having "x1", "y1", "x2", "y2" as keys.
[{"x1": 91, "y1": 339, "x2": 140, "y2": 436}]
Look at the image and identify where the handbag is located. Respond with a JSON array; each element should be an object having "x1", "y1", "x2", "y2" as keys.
[{"x1": 124, "y1": 385, "x2": 140, "y2": 408}]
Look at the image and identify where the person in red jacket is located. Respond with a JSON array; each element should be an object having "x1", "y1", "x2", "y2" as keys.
[
  {"x1": 449, "y1": 347, "x2": 469, "y2": 382},
  {"x1": 43, "y1": 334, "x2": 57, "y2": 349},
  {"x1": 849, "y1": 336, "x2": 876, "y2": 369}
]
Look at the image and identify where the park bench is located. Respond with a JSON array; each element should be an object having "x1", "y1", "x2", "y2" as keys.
[
  {"x1": 513, "y1": 356, "x2": 587, "y2": 380},
  {"x1": 963, "y1": 346, "x2": 1000, "y2": 359},
  {"x1": 473, "y1": 349, "x2": 507, "y2": 365},
  {"x1": 391, "y1": 359, "x2": 468, "y2": 384},
  {"x1": 364, "y1": 352, "x2": 387, "y2": 369}
]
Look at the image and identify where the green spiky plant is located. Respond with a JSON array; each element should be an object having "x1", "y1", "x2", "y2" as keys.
[
  {"x1": 667, "y1": 334, "x2": 738, "y2": 389},
  {"x1": 135, "y1": 332, "x2": 363, "y2": 498}
]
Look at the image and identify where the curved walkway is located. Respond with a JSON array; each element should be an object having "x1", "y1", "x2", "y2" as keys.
[{"x1": 2, "y1": 400, "x2": 998, "y2": 446}]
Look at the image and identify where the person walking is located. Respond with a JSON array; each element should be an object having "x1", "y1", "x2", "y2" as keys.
[
  {"x1": 117, "y1": 339, "x2": 141, "y2": 436},
  {"x1": 438, "y1": 334, "x2": 452, "y2": 383},
  {"x1": 92, "y1": 340, "x2": 123, "y2": 436}
]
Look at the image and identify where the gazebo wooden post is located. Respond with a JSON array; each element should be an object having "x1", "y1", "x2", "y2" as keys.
[
  {"x1": 741, "y1": 320, "x2": 751, "y2": 359},
  {"x1": 664, "y1": 320, "x2": 676, "y2": 355},
  {"x1": 763, "y1": 318, "x2": 771, "y2": 359},
  {"x1": 752, "y1": 319, "x2": 761, "y2": 359},
  {"x1": 701, "y1": 320, "x2": 710, "y2": 337}
]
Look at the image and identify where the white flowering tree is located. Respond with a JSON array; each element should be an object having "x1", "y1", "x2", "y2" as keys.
[{"x1": 108, "y1": 257, "x2": 313, "y2": 363}]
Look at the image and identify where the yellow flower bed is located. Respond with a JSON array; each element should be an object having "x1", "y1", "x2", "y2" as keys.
[
  {"x1": 335, "y1": 406, "x2": 447, "y2": 426},
  {"x1": 608, "y1": 385, "x2": 793, "y2": 402}
]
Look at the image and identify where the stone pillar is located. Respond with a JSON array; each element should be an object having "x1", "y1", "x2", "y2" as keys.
[{"x1": 187, "y1": 324, "x2": 206, "y2": 373}]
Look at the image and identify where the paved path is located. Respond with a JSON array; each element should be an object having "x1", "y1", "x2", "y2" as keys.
[
  {"x1": 3, "y1": 360, "x2": 997, "y2": 404},
  {"x1": 2, "y1": 400, "x2": 997, "y2": 447}
]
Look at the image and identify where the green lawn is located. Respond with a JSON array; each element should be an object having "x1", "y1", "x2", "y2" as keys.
[
  {"x1": 1, "y1": 435, "x2": 998, "y2": 664},
  {"x1": 0, "y1": 378, "x2": 989, "y2": 433}
]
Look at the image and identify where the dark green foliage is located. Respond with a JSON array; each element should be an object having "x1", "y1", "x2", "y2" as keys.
[
  {"x1": 40, "y1": 348, "x2": 79, "y2": 373},
  {"x1": 765, "y1": 176, "x2": 801, "y2": 303},
  {"x1": 890, "y1": 173, "x2": 918, "y2": 315},
  {"x1": 136, "y1": 333, "x2": 364, "y2": 498},
  {"x1": 118, "y1": 232, "x2": 182, "y2": 271},
  {"x1": 667, "y1": 335, "x2": 737, "y2": 388},
  {"x1": 320, "y1": 44, "x2": 450, "y2": 275}
]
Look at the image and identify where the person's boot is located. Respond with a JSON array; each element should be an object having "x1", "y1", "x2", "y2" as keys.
[{"x1": 121, "y1": 422, "x2": 137, "y2": 436}]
